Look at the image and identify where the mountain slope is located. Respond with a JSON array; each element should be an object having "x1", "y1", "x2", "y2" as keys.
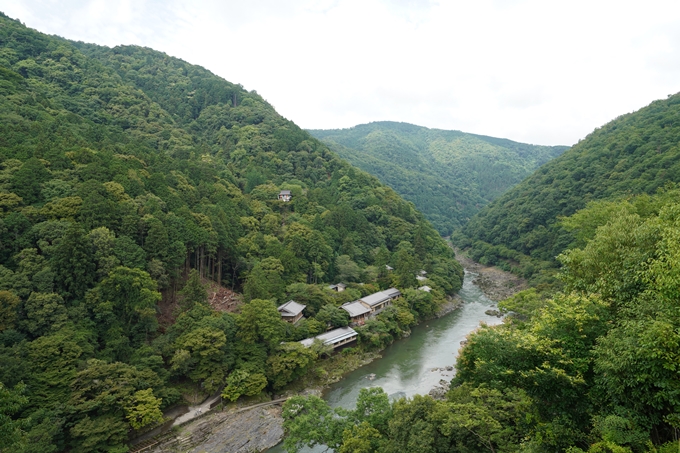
[
  {"x1": 457, "y1": 93, "x2": 680, "y2": 281},
  {"x1": 309, "y1": 121, "x2": 567, "y2": 235},
  {"x1": 0, "y1": 13, "x2": 461, "y2": 453}
]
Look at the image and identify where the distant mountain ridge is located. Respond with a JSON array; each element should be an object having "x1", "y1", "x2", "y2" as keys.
[
  {"x1": 457, "y1": 93, "x2": 680, "y2": 282},
  {"x1": 309, "y1": 121, "x2": 568, "y2": 235}
]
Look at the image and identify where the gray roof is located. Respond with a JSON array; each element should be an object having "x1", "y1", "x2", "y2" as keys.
[
  {"x1": 279, "y1": 190, "x2": 291, "y2": 195},
  {"x1": 383, "y1": 287, "x2": 401, "y2": 298},
  {"x1": 300, "y1": 326, "x2": 358, "y2": 347},
  {"x1": 278, "y1": 300, "x2": 306, "y2": 317},
  {"x1": 360, "y1": 288, "x2": 400, "y2": 307},
  {"x1": 341, "y1": 301, "x2": 371, "y2": 317},
  {"x1": 360, "y1": 292, "x2": 391, "y2": 307},
  {"x1": 418, "y1": 285, "x2": 432, "y2": 292}
]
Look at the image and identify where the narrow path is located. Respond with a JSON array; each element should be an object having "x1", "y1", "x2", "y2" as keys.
[{"x1": 172, "y1": 392, "x2": 222, "y2": 427}]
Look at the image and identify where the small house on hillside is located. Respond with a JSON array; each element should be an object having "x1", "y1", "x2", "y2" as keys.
[
  {"x1": 278, "y1": 190, "x2": 291, "y2": 202},
  {"x1": 385, "y1": 265, "x2": 394, "y2": 271},
  {"x1": 418, "y1": 285, "x2": 432, "y2": 293},
  {"x1": 341, "y1": 300, "x2": 371, "y2": 325},
  {"x1": 277, "y1": 300, "x2": 306, "y2": 324},
  {"x1": 329, "y1": 283, "x2": 347, "y2": 292},
  {"x1": 300, "y1": 326, "x2": 358, "y2": 349}
]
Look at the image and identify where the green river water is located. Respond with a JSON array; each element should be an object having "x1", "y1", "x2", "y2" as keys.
[{"x1": 267, "y1": 269, "x2": 503, "y2": 452}]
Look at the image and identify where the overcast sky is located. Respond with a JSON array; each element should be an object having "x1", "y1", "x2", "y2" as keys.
[{"x1": 2, "y1": 0, "x2": 680, "y2": 145}]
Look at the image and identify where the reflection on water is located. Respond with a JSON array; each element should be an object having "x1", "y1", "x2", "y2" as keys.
[{"x1": 267, "y1": 270, "x2": 501, "y2": 452}]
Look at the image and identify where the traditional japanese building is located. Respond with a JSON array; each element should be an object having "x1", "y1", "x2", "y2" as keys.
[
  {"x1": 300, "y1": 326, "x2": 358, "y2": 349},
  {"x1": 328, "y1": 283, "x2": 347, "y2": 292},
  {"x1": 358, "y1": 287, "x2": 401, "y2": 314},
  {"x1": 277, "y1": 300, "x2": 306, "y2": 324},
  {"x1": 340, "y1": 300, "x2": 372, "y2": 325}
]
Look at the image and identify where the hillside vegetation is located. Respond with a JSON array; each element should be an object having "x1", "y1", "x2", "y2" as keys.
[
  {"x1": 0, "y1": 13, "x2": 462, "y2": 453},
  {"x1": 282, "y1": 180, "x2": 680, "y2": 453},
  {"x1": 454, "y1": 93, "x2": 680, "y2": 283},
  {"x1": 310, "y1": 122, "x2": 567, "y2": 235}
]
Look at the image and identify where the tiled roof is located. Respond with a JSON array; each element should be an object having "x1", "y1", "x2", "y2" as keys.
[
  {"x1": 277, "y1": 300, "x2": 306, "y2": 316},
  {"x1": 341, "y1": 301, "x2": 371, "y2": 317},
  {"x1": 300, "y1": 326, "x2": 358, "y2": 347}
]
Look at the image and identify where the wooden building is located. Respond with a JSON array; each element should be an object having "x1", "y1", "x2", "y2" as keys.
[
  {"x1": 277, "y1": 300, "x2": 306, "y2": 324},
  {"x1": 300, "y1": 326, "x2": 358, "y2": 349},
  {"x1": 341, "y1": 300, "x2": 372, "y2": 325}
]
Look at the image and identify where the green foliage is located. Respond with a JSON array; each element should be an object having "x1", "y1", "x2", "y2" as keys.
[
  {"x1": 461, "y1": 93, "x2": 680, "y2": 281},
  {"x1": 0, "y1": 291, "x2": 19, "y2": 331},
  {"x1": 237, "y1": 299, "x2": 287, "y2": 352},
  {"x1": 0, "y1": 14, "x2": 462, "y2": 452},
  {"x1": 179, "y1": 269, "x2": 208, "y2": 309},
  {"x1": 310, "y1": 122, "x2": 567, "y2": 235},
  {"x1": 0, "y1": 381, "x2": 28, "y2": 452},
  {"x1": 267, "y1": 342, "x2": 318, "y2": 390},
  {"x1": 124, "y1": 388, "x2": 164, "y2": 430},
  {"x1": 221, "y1": 369, "x2": 268, "y2": 402}
]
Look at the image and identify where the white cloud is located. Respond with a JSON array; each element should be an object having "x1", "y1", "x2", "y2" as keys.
[{"x1": 2, "y1": 0, "x2": 680, "y2": 145}]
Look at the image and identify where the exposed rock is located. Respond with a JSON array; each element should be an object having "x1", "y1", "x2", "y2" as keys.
[
  {"x1": 428, "y1": 379, "x2": 451, "y2": 401},
  {"x1": 436, "y1": 296, "x2": 463, "y2": 318},
  {"x1": 454, "y1": 250, "x2": 529, "y2": 302},
  {"x1": 150, "y1": 406, "x2": 284, "y2": 453},
  {"x1": 485, "y1": 309, "x2": 502, "y2": 317}
]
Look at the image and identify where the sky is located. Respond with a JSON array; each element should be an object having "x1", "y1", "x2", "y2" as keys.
[{"x1": 2, "y1": 0, "x2": 680, "y2": 146}]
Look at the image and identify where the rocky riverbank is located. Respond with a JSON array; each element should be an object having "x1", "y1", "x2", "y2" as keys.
[
  {"x1": 150, "y1": 404, "x2": 285, "y2": 453},
  {"x1": 454, "y1": 251, "x2": 528, "y2": 302},
  {"x1": 435, "y1": 296, "x2": 464, "y2": 318}
]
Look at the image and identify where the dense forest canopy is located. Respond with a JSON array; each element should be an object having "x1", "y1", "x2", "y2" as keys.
[
  {"x1": 282, "y1": 187, "x2": 680, "y2": 453},
  {"x1": 0, "y1": 13, "x2": 462, "y2": 453},
  {"x1": 309, "y1": 122, "x2": 567, "y2": 235},
  {"x1": 456, "y1": 93, "x2": 680, "y2": 283}
]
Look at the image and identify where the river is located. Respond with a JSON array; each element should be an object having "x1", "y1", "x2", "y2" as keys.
[{"x1": 266, "y1": 269, "x2": 503, "y2": 452}]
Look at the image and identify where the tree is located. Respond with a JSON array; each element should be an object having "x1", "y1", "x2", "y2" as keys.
[
  {"x1": 10, "y1": 158, "x2": 51, "y2": 204},
  {"x1": 87, "y1": 267, "x2": 160, "y2": 359},
  {"x1": 179, "y1": 269, "x2": 208, "y2": 310},
  {"x1": 68, "y1": 359, "x2": 164, "y2": 453},
  {"x1": 315, "y1": 304, "x2": 350, "y2": 329},
  {"x1": 51, "y1": 225, "x2": 96, "y2": 301},
  {"x1": 282, "y1": 395, "x2": 346, "y2": 452},
  {"x1": 0, "y1": 381, "x2": 28, "y2": 453},
  {"x1": 243, "y1": 258, "x2": 285, "y2": 302},
  {"x1": 440, "y1": 384, "x2": 536, "y2": 453},
  {"x1": 221, "y1": 369, "x2": 267, "y2": 402},
  {"x1": 237, "y1": 299, "x2": 286, "y2": 352},
  {"x1": 335, "y1": 255, "x2": 361, "y2": 282},
  {"x1": 394, "y1": 241, "x2": 418, "y2": 289},
  {"x1": 124, "y1": 388, "x2": 164, "y2": 430},
  {"x1": 21, "y1": 292, "x2": 68, "y2": 337},
  {"x1": 171, "y1": 326, "x2": 228, "y2": 391},
  {"x1": 0, "y1": 291, "x2": 20, "y2": 332},
  {"x1": 266, "y1": 342, "x2": 317, "y2": 390}
]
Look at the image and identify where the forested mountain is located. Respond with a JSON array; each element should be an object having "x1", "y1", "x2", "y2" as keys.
[
  {"x1": 0, "y1": 13, "x2": 462, "y2": 453},
  {"x1": 309, "y1": 122, "x2": 567, "y2": 235},
  {"x1": 282, "y1": 187, "x2": 680, "y2": 453},
  {"x1": 456, "y1": 93, "x2": 680, "y2": 282}
]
